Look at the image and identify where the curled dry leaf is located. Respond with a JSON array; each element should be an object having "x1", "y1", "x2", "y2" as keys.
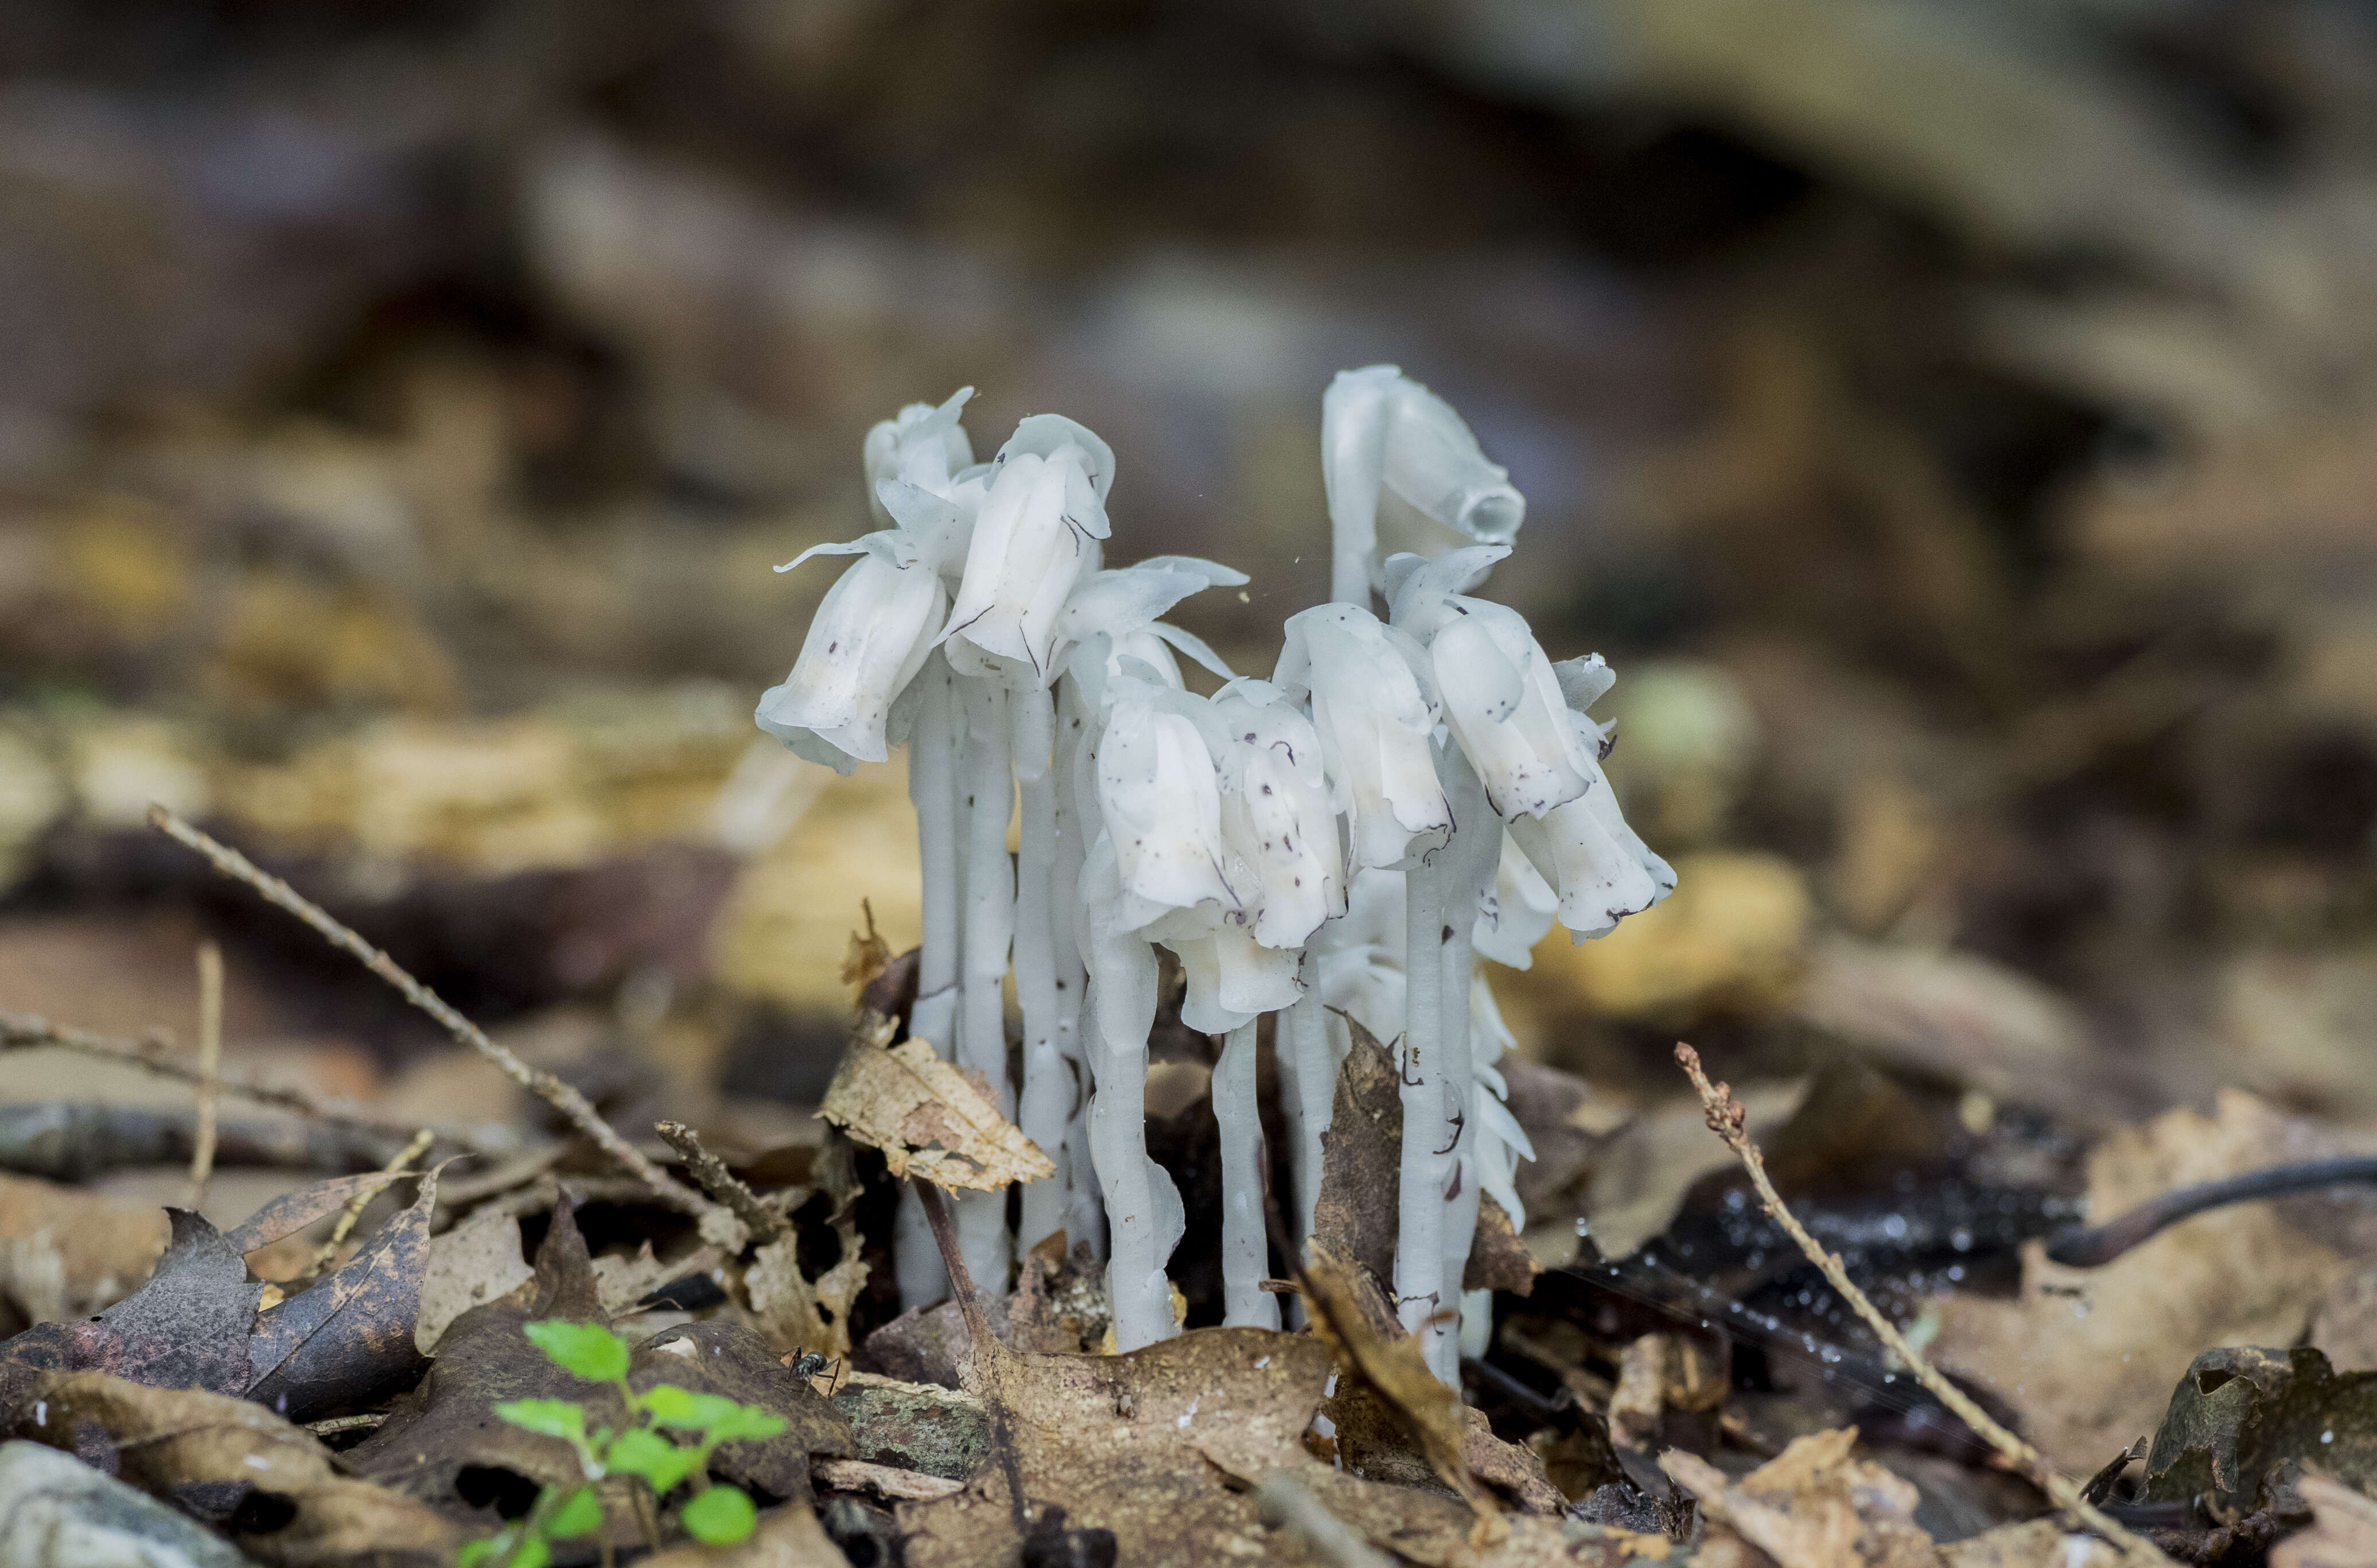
[
  {"x1": 817, "y1": 1016, "x2": 1053, "y2": 1191},
  {"x1": 16, "y1": 1370, "x2": 460, "y2": 1568},
  {"x1": 2271, "y1": 1473, "x2": 2377, "y2": 1568},
  {"x1": 219, "y1": 1171, "x2": 414, "y2": 1258},
  {"x1": 1661, "y1": 1428, "x2": 1939, "y2": 1568},
  {"x1": 245, "y1": 1164, "x2": 448, "y2": 1422},
  {"x1": 1300, "y1": 1243, "x2": 1500, "y2": 1529}
]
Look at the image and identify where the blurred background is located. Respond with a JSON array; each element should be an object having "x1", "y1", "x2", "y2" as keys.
[{"x1": 5, "y1": 0, "x2": 2377, "y2": 1212}]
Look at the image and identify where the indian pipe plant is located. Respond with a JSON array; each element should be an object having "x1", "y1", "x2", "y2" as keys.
[{"x1": 755, "y1": 367, "x2": 1675, "y2": 1383}]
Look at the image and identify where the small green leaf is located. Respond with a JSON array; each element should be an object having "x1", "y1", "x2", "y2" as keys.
[
  {"x1": 456, "y1": 1538, "x2": 497, "y2": 1568},
  {"x1": 680, "y1": 1485, "x2": 758, "y2": 1545},
  {"x1": 504, "y1": 1535, "x2": 550, "y2": 1568},
  {"x1": 547, "y1": 1488, "x2": 603, "y2": 1540},
  {"x1": 494, "y1": 1400, "x2": 588, "y2": 1443},
  {"x1": 705, "y1": 1404, "x2": 787, "y2": 1444},
  {"x1": 604, "y1": 1429, "x2": 702, "y2": 1494},
  {"x1": 523, "y1": 1321, "x2": 630, "y2": 1383},
  {"x1": 641, "y1": 1385, "x2": 742, "y2": 1433}
]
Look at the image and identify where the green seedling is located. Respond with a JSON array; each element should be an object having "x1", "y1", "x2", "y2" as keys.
[{"x1": 457, "y1": 1321, "x2": 788, "y2": 1567}]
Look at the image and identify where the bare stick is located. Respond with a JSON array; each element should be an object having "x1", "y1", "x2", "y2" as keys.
[
  {"x1": 2047, "y1": 1155, "x2": 2377, "y2": 1266},
  {"x1": 184, "y1": 941, "x2": 224, "y2": 1211},
  {"x1": 912, "y1": 1178, "x2": 1030, "y2": 1538},
  {"x1": 146, "y1": 807, "x2": 710, "y2": 1219},
  {"x1": 1674, "y1": 1044, "x2": 2168, "y2": 1562},
  {"x1": 655, "y1": 1120, "x2": 783, "y2": 1246},
  {"x1": 1, "y1": 1011, "x2": 474, "y2": 1147},
  {"x1": 299, "y1": 1128, "x2": 434, "y2": 1282}
]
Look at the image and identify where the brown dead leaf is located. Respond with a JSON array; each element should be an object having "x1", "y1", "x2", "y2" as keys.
[
  {"x1": 344, "y1": 1197, "x2": 607, "y2": 1512},
  {"x1": 1311, "y1": 1015, "x2": 1404, "y2": 1285},
  {"x1": 17, "y1": 1369, "x2": 461, "y2": 1568},
  {"x1": 2271, "y1": 1473, "x2": 2377, "y2": 1568},
  {"x1": 1662, "y1": 1428, "x2": 1939, "y2": 1568},
  {"x1": 1609, "y1": 1333, "x2": 1728, "y2": 1452},
  {"x1": 1582, "y1": 1079, "x2": 1808, "y2": 1260},
  {"x1": 818, "y1": 1017, "x2": 1052, "y2": 1192},
  {"x1": 245, "y1": 1164, "x2": 446, "y2": 1422},
  {"x1": 220, "y1": 1172, "x2": 414, "y2": 1258},
  {"x1": 1462, "y1": 1193, "x2": 1540, "y2": 1296},
  {"x1": 1302, "y1": 1243, "x2": 1500, "y2": 1529},
  {"x1": 414, "y1": 1207, "x2": 534, "y2": 1355},
  {"x1": 1929, "y1": 1090, "x2": 2362, "y2": 1471}
]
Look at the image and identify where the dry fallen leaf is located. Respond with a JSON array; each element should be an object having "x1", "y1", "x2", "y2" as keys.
[
  {"x1": 413, "y1": 1206, "x2": 534, "y2": 1355},
  {"x1": 1942, "y1": 1519, "x2": 2124, "y2": 1568},
  {"x1": 638, "y1": 1500, "x2": 849, "y2": 1567},
  {"x1": 818, "y1": 1017, "x2": 1053, "y2": 1191},
  {"x1": 1662, "y1": 1428, "x2": 1938, "y2": 1568},
  {"x1": 1929, "y1": 1090, "x2": 2363, "y2": 1471},
  {"x1": 1301, "y1": 1243, "x2": 1500, "y2": 1530},
  {"x1": 17, "y1": 1369, "x2": 461, "y2": 1568},
  {"x1": 2271, "y1": 1473, "x2": 2377, "y2": 1568},
  {"x1": 0, "y1": 1174, "x2": 168, "y2": 1324}
]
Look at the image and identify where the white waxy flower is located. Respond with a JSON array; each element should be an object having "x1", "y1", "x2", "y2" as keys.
[
  {"x1": 1323, "y1": 365, "x2": 1524, "y2": 598},
  {"x1": 1208, "y1": 678, "x2": 1344, "y2": 950},
  {"x1": 942, "y1": 416, "x2": 1115, "y2": 688},
  {"x1": 755, "y1": 538, "x2": 947, "y2": 771},
  {"x1": 1092, "y1": 677, "x2": 1242, "y2": 931},
  {"x1": 1056, "y1": 556, "x2": 1243, "y2": 690},
  {"x1": 1388, "y1": 546, "x2": 1596, "y2": 822},
  {"x1": 1472, "y1": 830, "x2": 1557, "y2": 969},
  {"x1": 1502, "y1": 684, "x2": 1676, "y2": 940},
  {"x1": 1151, "y1": 920, "x2": 1302, "y2": 1035},
  {"x1": 757, "y1": 390, "x2": 991, "y2": 771},
  {"x1": 1275, "y1": 602, "x2": 1450, "y2": 870}
]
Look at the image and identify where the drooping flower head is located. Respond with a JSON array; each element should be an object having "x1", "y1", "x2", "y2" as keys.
[
  {"x1": 756, "y1": 388, "x2": 986, "y2": 771},
  {"x1": 942, "y1": 415, "x2": 1116, "y2": 688},
  {"x1": 1274, "y1": 602, "x2": 1450, "y2": 871},
  {"x1": 1322, "y1": 365, "x2": 1524, "y2": 599}
]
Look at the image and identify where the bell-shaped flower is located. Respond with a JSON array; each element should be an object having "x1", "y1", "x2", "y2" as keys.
[
  {"x1": 942, "y1": 415, "x2": 1114, "y2": 687},
  {"x1": 1148, "y1": 917, "x2": 1302, "y2": 1034},
  {"x1": 1387, "y1": 546, "x2": 1597, "y2": 822},
  {"x1": 1091, "y1": 675, "x2": 1243, "y2": 932},
  {"x1": 865, "y1": 387, "x2": 977, "y2": 503},
  {"x1": 1323, "y1": 365, "x2": 1524, "y2": 597},
  {"x1": 1056, "y1": 556, "x2": 1243, "y2": 691},
  {"x1": 757, "y1": 529, "x2": 948, "y2": 773},
  {"x1": 1275, "y1": 602, "x2": 1450, "y2": 870},
  {"x1": 1208, "y1": 678, "x2": 1345, "y2": 950},
  {"x1": 1472, "y1": 831, "x2": 1557, "y2": 969},
  {"x1": 1502, "y1": 681, "x2": 1676, "y2": 940}
]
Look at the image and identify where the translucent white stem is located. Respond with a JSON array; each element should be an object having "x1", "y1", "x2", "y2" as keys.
[
  {"x1": 1214, "y1": 1017, "x2": 1279, "y2": 1329},
  {"x1": 1063, "y1": 982, "x2": 1107, "y2": 1262},
  {"x1": 1286, "y1": 948, "x2": 1333, "y2": 1251},
  {"x1": 896, "y1": 656, "x2": 961, "y2": 1310},
  {"x1": 1395, "y1": 846, "x2": 1447, "y2": 1357},
  {"x1": 1433, "y1": 751, "x2": 1495, "y2": 1383},
  {"x1": 956, "y1": 676, "x2": 1015, "y2": 1294},
  {"x1": 1013, "y1": 686, "x2": 1068, "y2": 1259},
  {"x1": 1088, "y1": 927, "x2": 1180, "y2": 1349},
  {"x1": 1052, "y1": 698, "x2": 1099, "y2": 1258}
]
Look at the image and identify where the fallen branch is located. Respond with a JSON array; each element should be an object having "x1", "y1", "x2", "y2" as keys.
[
  {"x1": 1673, "y1": 1042, "x2": 2169, "y2": 1563},
  {"x1": 654, "y1": 1120, "x2": 781, "y2": 1247},
  {"x1": 0, "y1": 1100, "x2": 417, "y2": 1182},
  {"x1": 146, "y1": 806, "x2": 712, "y2": 1220},
  {"x1": 2045, "y1": 1155, "x2": 2377, "y2": 1266},
  {"x1": 0, "y1": 1011, "x2": 470, "y2": 1147}
]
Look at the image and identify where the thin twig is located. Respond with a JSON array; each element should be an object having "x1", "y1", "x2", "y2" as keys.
[
  {"x1": 0, "y1": 1011, "x2": 484, "y2": 1149},
  {"x1": 655, "y1": 1120, "x2": 782, "y2": 1246},
  {"x1": 1673, "y1": 1043, "x2": 2169, "y2": 1563},
  {"x1": 297, "y1": 1128, "x2": 434, "y2": 1283},
  {"x1": 2046, "y1": 1155, "x2": 2377, "y2": 1266},
  {"x1": 184, "y1": 941, "x2": 224, "y2": 1211},
  {"x1": 304, "y1": 1412, "x2": 389, "y2": 1436},
  {"x1": 146, "y1": 807, "x2": 711, "y2": 1220},
  {"x1": 912, "y1": 1178, "x2": 1031, "y2": 1539}
]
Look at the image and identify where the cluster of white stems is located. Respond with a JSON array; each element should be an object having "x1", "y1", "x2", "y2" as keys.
[{"x1": 757, "y1": 367, "x2": 1674, "y2": 1383}]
